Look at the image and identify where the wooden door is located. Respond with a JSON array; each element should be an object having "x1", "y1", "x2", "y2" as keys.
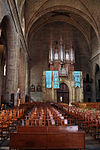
[{"x1": 57, "y1": 83, "x2": 69, "y2": 104}]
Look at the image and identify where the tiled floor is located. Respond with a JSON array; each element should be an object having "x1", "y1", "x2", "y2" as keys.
[{"x1": 0, "y1": 135, "x2": 100, "y2": 150}]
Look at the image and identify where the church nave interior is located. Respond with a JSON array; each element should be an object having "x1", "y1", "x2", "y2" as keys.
[{"x1": 0, "y1": 0, "x2": 100, "y2": 149}]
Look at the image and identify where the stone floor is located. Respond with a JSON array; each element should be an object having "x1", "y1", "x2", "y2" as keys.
[
  {"x1": 0, "y1": 134, "x2": 100, "y2": 150},
  {"x1": 85, "y1": 135, "x2": 100, "y2": 150}
]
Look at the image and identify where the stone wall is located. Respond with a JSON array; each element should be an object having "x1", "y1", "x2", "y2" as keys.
[
  {"x1": 0, "y1": 0, "x2": 28, "y2": 105},
  {"x1": 42, "y1": 71, "x2": 84, "y2": 104},
  {"x1": 30, "y1": 92, "x2": 42, "y2": 102}
]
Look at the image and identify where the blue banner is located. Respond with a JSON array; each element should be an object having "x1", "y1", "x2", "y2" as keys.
[
  {"x1": 46, "y1": 71, "x2": 52, "y2": 88},
  {"x1": 53, "y1": 71, "x2": 59, "y2": 88},
  {"x1": 74, "y1": 71, "x2": 81, "y2": 88}
]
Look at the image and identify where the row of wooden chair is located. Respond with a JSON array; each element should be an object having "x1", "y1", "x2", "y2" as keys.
[
  {"x1": 23, "y1": 104, "x2": 73, "y2": 126},
  {"x1": 71, "y1": 102, "x2": 100, "y2": 110},
  {"x1": 63, "y1": 106, "x2": 100, "y2": 139},
  {"x1": 0, "y1": 107, "x2": 27, "y2": 140}
]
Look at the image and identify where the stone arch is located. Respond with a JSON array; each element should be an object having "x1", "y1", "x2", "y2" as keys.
[
  {"x1": 20, "y1": 1, "x2": 25, "y2": 35},
  {"x1": 0, "y1": 22, "x2": 5, "y2": 104},
  {"x1": 15, "y1": 0, "x2": 26, "y2": 16},
  {"x1": 18, "y1": 45, "x2": 26, "y2": 104},
  {"x1": 18, "y1": 48, "x2": 24, "y2": 91},
  {"x1": 0, "y1": 15, "x2": 20, "y2": 105},
  {"x1": 28, "y1": 18, "x2": 90, "y2": 49},
  {"x1": 0, "y1": 15, "x2": 13, "y2": 104},
  {"x1": 19, "y1": 0, "x2": 26, "y2": 16},
  {"x1": 95, "y1": 63, "x2": 100, "y2": 102},
  {"x1": 26, "y1": 5, "x2": 99, "y2": 43}
]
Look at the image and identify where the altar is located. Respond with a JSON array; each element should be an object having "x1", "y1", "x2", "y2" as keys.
[
  {"x1": 42, "y1": 37, "x2": 84, "y2": 104},
  {"x1": 42, "y1": 71, "x2": 83, "y2": 104}
]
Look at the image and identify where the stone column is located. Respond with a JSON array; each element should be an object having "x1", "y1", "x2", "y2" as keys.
[
  {"x1": 71, "y1": 72, "x2": 75, "y2": 103},
  {"x1": 90, "y1": 42, "x2": 100, "y2": 102},
  {"x1": 5, "y1": 32, "x2": 20, "y2": 105},
  {"x1": 0, "y1": 55, "x2": 3, "y2": 105},
  {"x1": 24, "y1": 53, "x2": 29, "y2": 102},
  {"x1": 80, "y1": 72, "x2": 84, "y2": 102},
  {"x1": 72, "y1": 88, "x2": 75, "y2": 103},
  {"x1": 91, "y1": 58, "x2": 97, "y2": 102}
]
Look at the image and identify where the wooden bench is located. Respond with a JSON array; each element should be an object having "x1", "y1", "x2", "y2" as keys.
[
  {"x1": 17, "y1": 126, "x2": 47, "y2": 132},
  {"x1": 10, "y1": 126, "x2": 85, "y2": 150},
  {"x1": 17, "y1": 125, "x2": 78, "y2": 132}
]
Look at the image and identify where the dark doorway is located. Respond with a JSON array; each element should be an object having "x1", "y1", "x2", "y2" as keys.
[
  {"x1": 88, "y1": 98, "x2": 91, "y2": 102},
  {"x1": 57, "y1": 83, "x2": 69, "y2": 104}
]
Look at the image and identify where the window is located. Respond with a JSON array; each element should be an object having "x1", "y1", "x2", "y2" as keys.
[{"x1": 4, "y1": 64, "x2": 6, "y2": 76}]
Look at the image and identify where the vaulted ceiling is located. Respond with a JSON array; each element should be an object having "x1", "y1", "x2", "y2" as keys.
[
  {"x1": 16, "y1": 0, "x2": 100, "y2": 73},
  {"x1": 16, "y1": 0, "x2": 100, "y2": 41}
]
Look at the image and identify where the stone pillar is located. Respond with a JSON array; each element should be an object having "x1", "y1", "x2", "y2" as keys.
[
  {"x1": 18, "y1": 47, "x2": 25, "y2": 104},
  {"x1": 71, "y1": 72, "x2": 75, "y2": 103},
  {"x1": 24, "y1": 53, "x2": 29, "y2": 102},
  {"x1": 80, "y1": 72, "x2": 84, "y2": 102},
  {"x1": 91, "y1": 58, "x2": 98, "y2": 102},
  {"x1": 72, "y1": 88, "x2": 75, "y2": 103},
  {"x1": 5, "y1": 32, "x2": 20, "y2": 105},
  {"x1": 91, "y1": 64, "x2": 96, "y2": 102},
  {"x1": 0, "y1": 55, "x2": 3, "y2": 105},
  {"x1": 90, "y1": 41, "x2": 100, "y2": 102}
]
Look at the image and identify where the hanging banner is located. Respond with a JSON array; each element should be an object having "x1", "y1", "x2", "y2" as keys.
[
  {"x1": 74, "y1": 71, "x2": 81, "y2": 88},
  {"x1": 46, "y1": 71, "x2": 52, "y2": 88},
  {"x1": 53, "y1": 71, "x2": 59, "y2": 88}
]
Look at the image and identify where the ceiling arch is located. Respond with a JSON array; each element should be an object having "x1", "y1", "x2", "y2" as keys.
[
  {"x1": 15, "y1": 0, "x2": 25, "y2": 15},
  {"x1": 28, "y1": 13, "x2": 91, "y2": 49},
  {"x1": 19, "y1": 0, "x2": 25, "y2": 15},
  {"x1": 26, "y1": 4, "x2": 99, "y2": 43}
]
